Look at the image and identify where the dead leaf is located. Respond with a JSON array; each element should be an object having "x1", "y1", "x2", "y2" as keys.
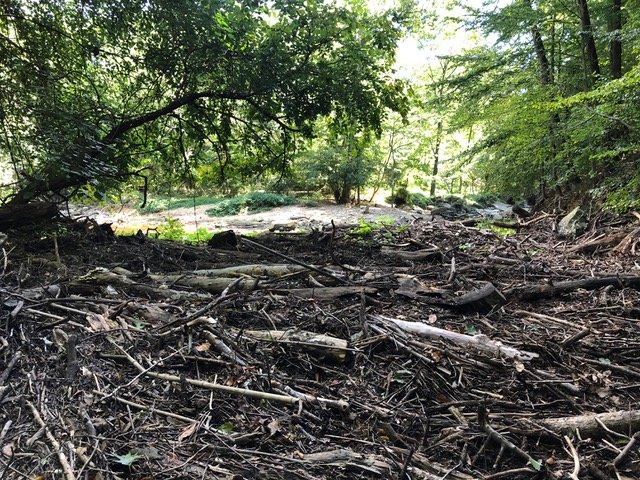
[
  {"x1": 194, "y1": 342, "x2": 210, "y2": 353},
  {"x1": 86, "y1": 313, "x2": 111, "y2": 332},
  {"x1": 266, "y1": 418, "x2": 281, "y2": 437},
  {"x1": 178, "y1": 422, "x2": 198, "y2": 441},
  {"x1": 2, "y1": 442, "x2": 13, "y2": 457}
]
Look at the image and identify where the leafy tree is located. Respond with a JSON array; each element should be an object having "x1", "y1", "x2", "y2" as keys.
[
  {"x1": 296, "y1": 123, "x2": 380, "y2": 204},
  {"x1": 444, "y1": 0, "x2": 639, "y2": 205},
  {"x1": 0, "y1": 0, "x2": 408, "y2": 207}
]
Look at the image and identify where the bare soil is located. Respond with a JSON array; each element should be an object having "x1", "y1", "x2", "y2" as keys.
[{"x1": 69, "y1": 202, "x2": 421, "y2": 234}]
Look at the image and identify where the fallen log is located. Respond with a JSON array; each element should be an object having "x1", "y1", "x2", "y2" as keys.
[
  {"x1": 144, "y1": 273, "x2": 260, "y2": 293},
  {"x1": 69, "y1": 268, "x2": 212, "y2": 300},
  {"x1": 381, "y1": 247, "x2": 444, "y2": 262},
  {"x1": 453, "y1": 282, "x2": 506, "y2": 312},
  {"x1": 374, "y1": 314, "x2": 538, "y2": 361},
  {"x1": 504, "y1": 276, "x2": 640, "y2": 301},
  {"x1": 0, "y1": 202, "x2": 59, "y2": 229},
  {"x1": 279, "y1": 286, "x2": 377, "y2": 300},
  {"x1": 190, "y1": 264, "x2": 307, "y2": 277},
  {"x1": 522, "y1": 409, "x2": 640, "y2": 438},
  {"x1": 242, "y1": 329, "x2": 349, "y2": 362}
]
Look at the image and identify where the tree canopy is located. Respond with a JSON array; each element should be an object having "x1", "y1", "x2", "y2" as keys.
[
  {"x1": 1, "y1": 0, "x2": 639, "y2": 212},
  {"x1": 0, "y1": 0, "x2": 408, "y2": 204}
]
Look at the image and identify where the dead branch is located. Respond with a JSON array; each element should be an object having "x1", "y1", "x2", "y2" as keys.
[
  {"x1": 242, "y1": 329, "x2": 349, "y2": 362},
  {"x1": 504, "y1": 275, "x2": 640, "y2": 301},
  {"x1": 523, "y1": 409, "x2": 640, "y2": 437},
  {"x1": 278, "y1": 286, "x2": 377, "y2": 300},
  {"x1": 373, "y1": 314, "x2": 538, "y2": 361}
]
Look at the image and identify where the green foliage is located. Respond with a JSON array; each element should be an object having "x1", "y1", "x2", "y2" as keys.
[
  {"x1": 138, "y1": 196, "x2": 222, "y2": 214},
  {"x1": 156, "y1": 217, "x2": 213, "y2": 242},
  {"x1": 350, "y1": 215, "x2": 395, "y2": 238},
  {"x1": 468, "y1": 193, "x2": 500, "y2": 208},
  {"x1": 407, "y1": 192, "x2": 434, "y2": 208},
  {"x1": 157, "y1": 217, "x2": 187, "y2": 241},
  {"x1": 295, "y1": 125, "x2": 381, "y2": 204},
  {"x1": 0, "y1": 0, "x2": 410, "y2": 206},
  {"x1": 446, "y1": 0, "x2": 640, "y2": 207},
  {"x1": 386, "y1": 185, "x2": 410, "y2": 206},
  {"x1": 205, "y1": 192, "x2": 297, "y2": 217}
]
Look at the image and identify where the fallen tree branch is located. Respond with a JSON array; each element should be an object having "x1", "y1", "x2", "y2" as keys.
[
  {"x1": 277, "y1": 286, "x2": 377, "y2": 300},
  {"x1": 242, "y1": 329, "x2": 349, "y2": 362},
  {"x1": 26, "y1": 400, "x2": 76, "y2": 480},
  {"x1": 373, "y1": 314, "x2": 538, "y2": 361},
  {"x1": 109, "y1": 338, "x2": 300, "y2": 406},
  {"x1": 504, "y1": 275, "x2": 640, "y2": 301},
  {"x1": 521, "y1": 409, "x2": 640, "y2": 437},
  {"x1": 241, "y1": 237, "x2": 350, "y2": 285}
]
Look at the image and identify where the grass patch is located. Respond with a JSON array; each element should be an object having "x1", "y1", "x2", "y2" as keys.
[
  {"x1": 206, "y1": 192, "x2": 298, "y2": 217},
  {"x1": 138, "y1": 196, "x2": 222, "y2": 213}
]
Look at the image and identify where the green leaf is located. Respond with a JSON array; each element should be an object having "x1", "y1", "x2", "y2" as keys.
[
  {"x1": 464, "y1": 324, "x2": 477, "y2": 335},
  {"x1": 113, "y1": 452, "x2": 143, "y2": 466},
  {"x1": 218, "y1": 421, "x2": 234, "y2": 433},
  {"x1": 527, "y1": 457, "x2": 542, "y2": 471}
]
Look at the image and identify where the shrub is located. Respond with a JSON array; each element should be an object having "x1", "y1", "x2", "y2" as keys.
[
  {"x1": 407, "y1": 192, "x2": 433, "y2": 208},
  {"x1": 206, "y1": 192, "x2": 297, "y2": 217}
]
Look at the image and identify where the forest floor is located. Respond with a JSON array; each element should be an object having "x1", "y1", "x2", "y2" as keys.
[{"x1": 1, "y1": 205, "x2": 640, "y2": 479}]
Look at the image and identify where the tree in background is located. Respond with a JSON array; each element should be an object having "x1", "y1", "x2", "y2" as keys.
[
  {"x1": 0, "y1": 0, "x2": 409, "y2": 206},
  {"x1": 445, "y1": 0, "x2": 639, "y2": 206}
]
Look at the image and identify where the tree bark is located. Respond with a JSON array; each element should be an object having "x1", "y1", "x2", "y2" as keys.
[
  {"x1": 430, "y1": 120, "x2": 443, "y2": 197},
  {"x1": 608, "y1": 0, "x2": 623, "y2": 79},
  {"x1": 576, "y1": 0, "x2": 601, "y2": 86}
]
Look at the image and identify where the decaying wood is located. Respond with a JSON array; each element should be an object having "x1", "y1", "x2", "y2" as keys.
[
  {"x1": 279, "y1": 286, "x2": 377, "y2": 300},
  {"x1": 381, "y1": 247, "x2": 444, "y2": 262},
  {"x1": 110, "y1": 338, "x2": 301, "y2": 405},
  {"x1": 69, "y1": 267, "x2": 213, "y2": 300},
  {"x1": 145, "y1": 273, "x2": 261, "y2": 292},
  {"x1": 452, "y1": 282, "x2": 506, "y2": 311},
  {"x1": 566, "y1": 231, "x2": 627, "y2": 253},
  {"x1": 242, "y1": 329, "x2": 349, "y2": 362},
  {"x1": 522, "y1": 409, "x2": 640, "y2": 437},
  {"x1": 0, "y1": 202, "x2": 59, "y2": 228},
  {"x1": 504, "y1": 275, "x2": 640, "y2": 300},
  {"x1": 6, "y1": 208, "x2": 640, "y2": 479},
  {"x1": 477, "y1": 405, "x2": 542, "y2": 470},
  {"x1": 189, "y1": 264, "x2": 308, "y2": 277},
  {"x1": 374, "y1": 314, "x2": 538, "y2": 361},
  {"x1": 242, "y1": 236, "x2": 350, "y2": 285}
]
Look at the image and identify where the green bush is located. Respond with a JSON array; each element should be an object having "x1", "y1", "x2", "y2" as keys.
[
  {"x1": 468, "y1": 193, "x2": 500, "y2": 208},
  {"x1": 206, "y1": 192, "x2": 298, "y2": 217},
  {"x1": 407, "y1": 192, "x2": 433, "y2": 208}
]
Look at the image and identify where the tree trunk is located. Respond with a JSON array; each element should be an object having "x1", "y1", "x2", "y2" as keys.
[
  {"x1": 608, "y1": 0, "x2": 622, "y2": 79},
  {"x1": 430, "y1": 120, "x2": 443, "y2": 197},
  {"x1": 576, "y1": 0, "x2": 601, "y2": 85}
]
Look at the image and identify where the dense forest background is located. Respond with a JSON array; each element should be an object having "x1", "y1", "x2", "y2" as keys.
[{"x1": 0, "y1": 0, "x2": 638, "y2": 212}]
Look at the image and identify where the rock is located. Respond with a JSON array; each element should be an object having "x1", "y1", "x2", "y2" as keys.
[
  {"x1": 557, "y1": 206, "x2": 587, "y2": 238},
  {"x1": 208, "y1": 230, "x2": 238, "y2": 249},
  {"x1": 512, "y1": 204, "x2": 532, "y2": 218}
]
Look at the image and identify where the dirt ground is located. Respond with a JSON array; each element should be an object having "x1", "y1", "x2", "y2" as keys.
[{"x1": 68, "y1": 202, "x2": 422, "y2": 234}]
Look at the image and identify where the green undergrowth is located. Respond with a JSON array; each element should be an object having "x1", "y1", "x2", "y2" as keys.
[
  {"x1": 137, "y1": 196, "x2": 222, "y2": 213},
  {"x1": 205, "y1": 192, "x2": 298, "y2": 217}
]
